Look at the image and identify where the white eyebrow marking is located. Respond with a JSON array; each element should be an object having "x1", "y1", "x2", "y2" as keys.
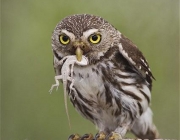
[
  {"x1": 61, "y1": 29, "x2": 75, "y2": 41},
  {"x1": 83, "y1": 29, "x2": 98, "y2": 38}
]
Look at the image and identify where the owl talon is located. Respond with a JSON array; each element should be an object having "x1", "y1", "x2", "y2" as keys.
[
  {"x1": 68, "y1": 134, "x2": 81, "y2": 140},
  {"x1": 80, "y1": 133, "x2": 94, "y2": 140},
  {"x1": 105, "y1": 132, "x2": 122, "y2": 140},
  {"x1": 95, "y1": 131, "x2": 106, "y2": 140}
]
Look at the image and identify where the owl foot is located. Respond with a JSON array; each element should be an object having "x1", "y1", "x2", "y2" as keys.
[
  {"x1": 105, "y1": 132, "x2": 122, "y2": 140},
  {"x1": 68, "y1": 134, "x2": 81, "y2": 140},
  {"x1": 95, "y1": 131, "x2": 122, "y2": 140},
  {"x1": 68, "y1": 132, "x2": 122, "y2": 140},
  {"x1": 95, "y1": 131, "x2": 106, "y2": 140},
  {"x1": 68, "y1": 133, "x2": 94, "y2": 140},
  {"x1": 80, "y1": 133, "x2": 94, "y2": 140}
]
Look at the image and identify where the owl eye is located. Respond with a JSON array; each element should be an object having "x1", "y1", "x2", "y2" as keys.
[
  {"x1": 89, "y1": 34, "x2": 101, "y2": 44},
  {"x1": 59, "y1": 34, "x2": 70, "y2": 45}
]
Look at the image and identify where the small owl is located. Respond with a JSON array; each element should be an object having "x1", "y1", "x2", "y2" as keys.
[{"x1": 51, "y1": 14, "x2": 159, "y2": 139}]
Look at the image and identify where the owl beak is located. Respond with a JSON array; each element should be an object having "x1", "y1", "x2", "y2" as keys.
[
  {"x1": 75, "y1": 47, "x2": 83, "y2": 61},
  {"x1": 73, "y1": 41, "x2": 85, "y2": 61}
]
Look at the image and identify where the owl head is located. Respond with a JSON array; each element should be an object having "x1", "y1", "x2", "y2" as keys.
[{"x1": 52, "y1": 14, "x2": 120, "y2": 64}]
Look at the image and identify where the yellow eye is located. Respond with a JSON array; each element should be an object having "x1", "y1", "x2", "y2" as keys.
[
  {"x1": 89, "y1": 34, "x2": 101, "y2": 44},
  {"x1": 59, "y1": 34, "x2": 70, "y2": 45}
]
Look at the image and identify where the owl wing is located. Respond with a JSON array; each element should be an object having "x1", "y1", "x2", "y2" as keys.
[{"x1": 119, "y1": 34, "x2": 155, "y2": 84}]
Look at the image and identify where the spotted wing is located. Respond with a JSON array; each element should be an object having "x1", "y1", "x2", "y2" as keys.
[{"x1": 119, "y1": 34, "x2": 155, "y2": 84}]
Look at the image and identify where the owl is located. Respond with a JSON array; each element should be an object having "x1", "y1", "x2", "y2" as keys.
[{"x1": 51, "y1": 14, "x2": 159, "y2": 139}]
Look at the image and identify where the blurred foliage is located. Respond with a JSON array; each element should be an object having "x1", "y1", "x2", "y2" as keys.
[{"x1": 1, "y1": 0, "x2": 179, "y2": 139}]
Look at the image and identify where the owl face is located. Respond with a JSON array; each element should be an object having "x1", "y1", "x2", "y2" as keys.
[{"x1": 52, "y1": 14, "x2": 120, "y2": 63}]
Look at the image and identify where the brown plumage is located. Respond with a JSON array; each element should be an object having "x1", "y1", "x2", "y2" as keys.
[{"x1": 51, "y1": 14, "x2": 159, "y2": 139}]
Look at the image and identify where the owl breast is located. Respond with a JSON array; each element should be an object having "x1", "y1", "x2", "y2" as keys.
[
  {"x1": 73, "y1": 65, "x2": 104, "y2": 101},
  {"x1": 71, "y1": 62, "x2": 121, "y2": 132},
  {"x1": 68, "y1": 57, "x2": 150, "y2": 133}
]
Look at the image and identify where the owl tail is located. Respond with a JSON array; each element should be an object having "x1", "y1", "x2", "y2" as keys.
[{"x1": 131, "y1": 107, "x2": 160, "y2": 139}]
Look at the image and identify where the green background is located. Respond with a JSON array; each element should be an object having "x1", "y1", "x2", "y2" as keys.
[{"x1": 1, "y1": 0, "x2": 179, "y2": 139}]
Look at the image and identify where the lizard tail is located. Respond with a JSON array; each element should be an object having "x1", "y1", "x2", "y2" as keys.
[{"x1": 63, "y1": 83, "x2": 71, "y2": 129}]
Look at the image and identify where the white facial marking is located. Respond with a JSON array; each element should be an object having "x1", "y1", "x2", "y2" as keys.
[
  {"x1": 61, "y1": 29, "x2": 75, "y2": 41},
  {"x1": 83, "y1": 29, "x2": 99, "y2": 38}
]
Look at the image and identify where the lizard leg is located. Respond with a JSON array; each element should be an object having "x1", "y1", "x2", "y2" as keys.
[{"x1": 49, "y1": 75, "x2": 63, "y2": 93}]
